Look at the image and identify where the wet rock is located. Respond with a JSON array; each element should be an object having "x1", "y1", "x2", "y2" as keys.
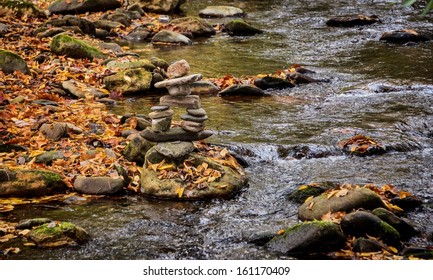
[
  {"x1": 326, "y1": 14, "x2": 380, "y2": 27},
  {"x1": 137, "y1": 0, "x2": 185, "y2": 13},
  {"x1": 28, "y1": 221, "x2": 90, "y2": 248},
  {"x1": 43, "y1": 15, "x2": 96, "y2": 36},
  {"x1": 254, "y1": 76, "x2": 294, "y2": 90},
  {"x1": 93, "y1": 19, "x2": 124, "y2": 32},
  {"x1": 225, "y1": 20, "x2": 263, "y2": 36},
  {"x1": 191, "y1": 81, "x2": 220, "y2": 95},
  {"x1": 50, "y1": 34, "x2": 106, "y2": 60},
  {"x1": 390, "y1": 196, "x2": 423, "y2": 211},
  {"x1": 62, "y1": 79, "x2": 109, "y2": 98},
  {"x1": 48, "y1": 0, "x2": 121, "y2": 15},
  {"x1": 266, "y1": 221, "x2": 346, "y2": 255},
  {"x1": 106, "y1": 58, "x2": 156, "y2": 71},
  {"x1": 244, "y1": 230, "x2": 277, "y2": 246},
  {"x1": 0, "y1": 168, "x2": 68, "y2": 197},
  {"x1": 155, "y1": 141, "x2": 195, "y2": 159},
  {"x1": 123, "y1": 134, "x2": 154, "y2": 165},
  {"x1": 150, "y1": 57, "x2": 169, "y2": 70},
  {"x1": 352, "y1": 237, "x2": 388, "y2": 253},
  {"x1": 160, "y1": 94, "x2": 201, "y2": 108},
  {"x1": 15, "y1": 218, "x2": 53, "y2": 230},
  {"x1": 298, "y1": 187, "x2": 386, "y2": 221},
  {"x1": 103, "y1": 68, "x2": 152, "y2": 94},
  {"x1": 289, "y1": 72, "x2": 323, "y2": 84},
  {"x1": 380, "y1": 29, "x2": 431, "y2": 43},
  {"x1": 106, "y1": 12, "x2": 132, "y2": 27},
  {"x1": 199, "y1": 6, "x2": 245, "y2": 18},
  {"x1": 288, "y1": 182, "x2": 337, "y2": 204},
  {"x1": 218, "y1": 84, "x2": 265, "y2": 97},
  {"x1": 140, "y1": 127, "x2": 213, "y2": 142},
  {"x1": 141, "y1": 152, "x2": 247, "y2": 200},
  {"x1": 126, "y1": 27, "x2": 151, "y2": 42},
  {"x1": 401, "y1": 246, "x2": 433, "y2": 259},
  {"x1": 277, "y1": 144, "x2": 334, "y2": 160},
  {"x1": 0, "y1": 49, "x2": 30, "y2": 74},
  {"x1": 341, "y1": 211, "x2": 400, "y2": 247},
  {"x1": 372, "y1": 208, "x2": 418, "y2": 240},
  {"x1": 171, "y1": 17, "x2": 216, "y2": 37},
  {"x1": 34, "y1": 151, "x2": 65, "y2": 165},
  {"x1": 151, "y1": 30, "x2": 192, "y2": 45},
  {"x1": 127, "y1": 3, "x2": 145, "y2": 16},
  {"x1": 337, "y1": 135, "x2": 386, "y2": 156},
  {"x1": 74, "y1": 176, "x2": 125, "y2": 195},
  {"x1": 166, "y1": 59, "x2": 190, "y2": 79}
]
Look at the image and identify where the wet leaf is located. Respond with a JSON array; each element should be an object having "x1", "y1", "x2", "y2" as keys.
[
  {"x1": 176, "y1": 186, "x2": 185, "y2": 198},
  {"x1": 298, "y1": 185, "x2": 308, "y2": 190},
  {"x1": 277, "y1": 229, "x2": 285, "y2": 235},
  {"x1": 3, "y1": 247, "x2": 20, "y2": 255},
  {"x1": 336, "y1": 188, "x2": 349, "y2": 197}
]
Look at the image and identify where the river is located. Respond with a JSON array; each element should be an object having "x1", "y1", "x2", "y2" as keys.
[{"x1": 10, "y1": 0, "x2": 433, "y2": 259}]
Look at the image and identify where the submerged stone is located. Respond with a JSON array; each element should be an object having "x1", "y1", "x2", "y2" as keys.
[
  {"x1": 225, "y1": 20, "x2": 263, "y2": 36},
  {"x1": 218, "y1": 84, "x2": 265, "y2": 96},
  {"x1": 171, "y1": 17, "x2": 216, "y2": 37},
  {"x1": 326, "y1": 14, "x2": 380, "y2": 27},
  {"x1": 380, "y1": 29, "x2": 431, "y2": 43},
  {"x1": 199, "y1": 6, "x2": 245, "y2": 18}
]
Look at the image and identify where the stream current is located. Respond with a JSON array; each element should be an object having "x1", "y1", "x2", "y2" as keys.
[{"x1": 11, "y1": 0, "x2": 433, "y2": 259}]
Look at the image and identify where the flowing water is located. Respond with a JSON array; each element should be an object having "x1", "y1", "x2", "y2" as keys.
[{"x1": 8, "y1": 0, "x2": 433, "y2": 259}]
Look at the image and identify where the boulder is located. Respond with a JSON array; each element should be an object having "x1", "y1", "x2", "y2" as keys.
[
  {"x1": 151, "y1": 30, "x2": 192, "y2": 45},
  {"x1": 74, "y1": 176, "x2": 125, "y2": 195},
  {"x1": 288, "y1": 182, "x2": 336, "y2": 204},
  {"x1": 106, "y1": 59, "x2": 156, "y2": 71},
  {"x1": 380, "y1": 29, "x2": 431, "y2": 43},
  {"x1": 218, "y1": 84, "x2": 265, "y2": 96},
  {"x1": 154, "y1": 141, "x2": 195, "y2": 159},
  {"x1": 28, "y1": 221, "x2": 90, "y2": 248},
  {"x1": 93, "y1": 19, "x2": 124, "y2": 32},
  {"x1": 0, "y1": 49, "x2": 30, "y2": 74},
  {"x1": 352, "y1": 237, "x2": 388, "y2": 253},
  {"x1": 298, "y1": 187, "x2": 386, "y2": 221},
  {"x1": 326, "y1": 15, "x2": 380, "y2": 27},
  {"x1": 199, "y1": 6, "x2": 245, "y2": 18},
  {"x1": 62, "y1": 79, "x2": 109, "y2": 98},
  {"x1": 141, "y1": 152, "x2": 247, "y2": 200},
  {"x1": 225, "y1": 20, "x2": 263, "y2": 36},
  {"x1": 171, "y1": 17, "x2": 216, "y2": 37},
  {"x1": 254, "y1": 76, "x2": 295, "y2": 90},
  {"x1": 34, "y1": 151, "x2": 65, "y2": 165},
  {"x1": 266, "y1": 221, "x2": 346, "y2": 255},
  {"x1": 123, "y1": 134, "x2": 154, "y2": 164},
  {"x1": 191, "y1": 81, "x2": 220, "y2": 95},
  {"x1": 42, "y1": 15, "x2": 96, "y2": 36},
  {"x1": 372, "y1": 207, "x2": 418, "y2": 240},
  {"x1": 48, "y1": 0, "x2": 122, "y2": 15},
  {"x1": 50, "y1": 34, "x2": 106, "y2": 60},
  {"x1": 0, "y1": 169, "x2": 68, "y2": 197},
  {"x1": 103, "y1": 68, "x2": 153, "y2": 94},
  {"x1": 39, "y1": 122, "x2": 82, "y2": 140},
  {"x1": 135, "y1": 0, "x2": 185, "y2": 13},
  {"x1": 126, "y1": 27, "x2": 152, "y2": 42},
  {"x1": 341, "y1": 211, "x2": 400, "y2": 247}
]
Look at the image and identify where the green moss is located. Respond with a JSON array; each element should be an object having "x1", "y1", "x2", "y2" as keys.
[
  {"x1": 33, "y1": 222, "x2": 76, "y2": 236},
  {"x1": 50, "y1": 34, "x2": 106, "y2": 60},
  {"x1": 32, "y1": 170, "x2": 63, "y2": 184},
  {"x1": 378, "y1": 220, "x2": 400, "y2": 244}
]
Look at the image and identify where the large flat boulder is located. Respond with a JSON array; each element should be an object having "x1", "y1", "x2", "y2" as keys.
[
  {"x1": 103, "y1": 68, "x2": 152, "y2": 94},
  {"x1": 48, "y1": 0, "x2": 122, "y2": 15}
]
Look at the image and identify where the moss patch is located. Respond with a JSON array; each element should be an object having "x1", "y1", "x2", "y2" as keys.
[{"x1": 50, "y1": 34, "x2": 106, "y2": 60}]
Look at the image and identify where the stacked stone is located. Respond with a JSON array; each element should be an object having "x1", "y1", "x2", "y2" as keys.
[{"x1": 140, "y1": 59, "x2": 213, "y2": 143}]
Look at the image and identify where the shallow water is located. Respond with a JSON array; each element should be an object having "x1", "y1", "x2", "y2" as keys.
[{"x1": 7, "y1": 0, "x2": 433, "y2": 259}]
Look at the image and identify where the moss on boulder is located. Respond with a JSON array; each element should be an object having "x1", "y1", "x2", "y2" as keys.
[
  {"x1": 50, "y1": 34, "x2": 106, "y2": 60},
  {"x1": 28, "y1": 221, "x2": 90, "y2": 248},
  {"x1": 0, "y1": 49, "x2": 30, "y2": 74}
]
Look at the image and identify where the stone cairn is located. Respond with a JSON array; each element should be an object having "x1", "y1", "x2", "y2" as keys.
[{"x1": 140, "y1": 59, "x2": 213, "y2": 155}]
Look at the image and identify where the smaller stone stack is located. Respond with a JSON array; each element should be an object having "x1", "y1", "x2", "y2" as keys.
[{"x1": 140, "y1": 59, "x2": 213, "y2": 143}]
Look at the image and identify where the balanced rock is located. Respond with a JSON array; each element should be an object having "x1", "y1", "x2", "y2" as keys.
[
  {"x1": 154, "y1": 141, "x2": 195, "y2": 159},
  {"x1": 149, "y1": 108, "x2": 174, "y2": 119},
  {"x1": 187, "y1": 107, "x2": 207, "y2": 117},
  {"x1": 160, "y1": 94, "x2": 201, "y2": 109},
  {"x1": 181, "y1": 120, "x2": 205, "y2": 133},
  {"x1": 140, "y1": 127, "x2": 213, "y2": 142},
  {"x1": 199, "y1": 6, "x2": 245, "y2": 18},
  {"x1": 166, "y1": 59, "x2": 190, "y2": 78},
  {"x1": 191, "y1": 81, "x2": 221, "y2": 95},
  {"x1": 151, "y1": 117, "x2": 172, "y2": 132}
]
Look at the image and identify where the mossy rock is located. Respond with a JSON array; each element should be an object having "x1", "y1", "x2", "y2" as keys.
[
  {"x1": 225, "y1": 20, "x2": 263, "y2": 36},
  {"x1": 106, "y1": 59, "x2": 156, "y2": 71},
  {"x1": 266, "y1": 221, "x2": 346, "y2": 255},
  {"x1": 0, "y1": 49, "x2": 30, "y2": 74},
  {"x1": 288, "y1": 182, "x2": 337, "y2": 203},
  {"x1": 103, "y1": 68, "x2": 152, "y2": 94},
  {"x1": 123, "y1": 134, "x2": 155, "y2": 165},
  {"x1": 28, "y1": 221, "x2": 90, "y2": 248},
  {"x1": 0, "y1": 168, "x2": 68, "y2": 197},
  {"x1": 50, "y1": 34, "x2": 106, "y2": 60},
  {"x1": 171, "y1": 17, "x2": 216, "y2": 37},
  {"x1": 372, "y1": 207, "x2": 418, "y2": 240},
  {"x1": 48, "y1": 0, "x2": 122, "y2": 14}
]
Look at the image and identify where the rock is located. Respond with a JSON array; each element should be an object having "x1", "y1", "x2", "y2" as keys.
[
  {"x1": 15, "y1": 218, "x2": 53, "y2": 230},
  {"x1": 155, "y1": 74, "x2": 202, "y2": 96},
  {"x1": 337, "y1": 135, "x2": 386, "y2": 156},
  {"x1": 401, "y1": 246, "x2": 433, "y2": 259},
  {"x1": 166, "y1": 59, "x2": 190, "y2": 79},
  {"x1": 151, "y1": 30, "x2": 192, "y2": 45},
  {"x1": 33, "y1": 99, "x2": 59, "y2": 107},
  {"x1": 254, "y1": 76, "x2": 295, "y2": 90},
  {"x1": 372, "y1": 208, "x2": 418, "y2": 240},
  {"x1": 225, "y1": 20, "x2": 263, "y2": 36},
  {"x1": 150, "y1": 57, "x2": 169, "y2": 70},
  {"x1": 123, "y1": 134, "x2": 154, "y2": 164},
  {"x1": 199, "y1": 6, "x2": 245, "y2": 18},
  {"x1": 390, "y1": 196, "x2": 423, "y2": 211},
  {"x1": 103, "y1": 68, "x2": 153, "y2": 94},
  {"x1": 96, "y1": 98, "x2": 116, "y2": 105},
  {"x1": 74, "y1": 176, "x2": 125, "y2": 195},
  {"x1": 289, "y1": 72, "x2": 323, "y2": 84},
  {"x1": 137, "y1": 0, "x2": 185, "y2": 13},
  {"x1": 127, "y1": 3, "x2": 145, "y2": 16},
  {"x1": 0, "y1": 49, "x2": 30, "y2": 74},
  {"x1": 140, "y1": 127, "x2": 213, "y2": 142},
  {"x1": 141, "y1": 152, "x2": 247, "y2": 199},
  {"x1": 150, "y1": 105, "x2": 169, "y2": 111},
  {"x1": 0, "y1": 168, "x2": 68, "y2": 197},
  {"x1": 48, "y1": 0, "x2": 122, "y2": 14},
  {"x1": 106, "y1": 59, "x2": 156, "y2": 71},
  {"x1": 151, "y1": 117, "x2": 172, "y2": 132},
  {"x1": 298, "y1": 187, "x2": 386, "y2": 221},
  {"x1": 43, "y1": 15, "x2": 96, "y2": 36},
  {"x1": 93, "y1": 19, "x2": 124, "y2": 32},
  {"x1": 50, "y1": 34, "x2": 106, "y2": 60},
  {"x1": 180, "y1": 113, "x2": 208, "y2": 122},
  {"x1": 288, "y1": 182, "x2": 336, "y2": 204},
  {"x1": 0, "y1": 23, "x2": 9, "y2": 36},
  {"x1": 218, "y1": 84, "x2": 265, "y2": 96},
  {"x1": 326, "y1": 14, "x2": 380, "y2": 27},
  {"x1": 352, "y1": 237, "x2": 388, "y2": 253},
  {"x1": 39, "y1": 122, "x2": 82, "y2": 140},
  {"x1": 126, "y1": 27, "x2": 151, "y2": 42},
  {"x1": 107, "y1": 12, "x2": 131, "y2": 27},
  {"x1": 149, "y1": 109, "x2": 174, "y2": 119},
  {"x1": 181, "y1": 120, "x2": 205, "y2": 132},
  {"x1": 62, "y1": 79, "x2": 109, "y2": 98},
  {"x1": 171, "y1": 17, "x2": 216, "y2": 37},
  {"x1": 341, "y1": 211, "x2": 400, "y2": 247},
  {"x1": 380, "y1": 29, "x2": 431, "y2": 43},
  {"x1": 244, "y1": 230, "x2": 277, "y2": 246},
  {"x1": 34, "y1": 151, "x2": 65, "y2": 165},
  {"x1": 160, "y1": 94, "x2": 201, "y2": 108},
  {"x1": 186, "y1": 107, "x2": 207, "y2": 117},
  {"x1": 191, "y1": 81, "x2": 220, "y2": 95},
  {"x1": 28, "y1": 221, "x2": 90, "y2": 248},
  {"x1": 266, "y1": 221, "x2": 346, "y2": 255},
  {"x1": 154, "y1": 141, "x2": 195, "y2": 159}
]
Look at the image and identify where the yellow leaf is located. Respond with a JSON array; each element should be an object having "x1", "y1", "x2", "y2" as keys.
[
  {"x1": 24, "y1": 243, "x2": 36, "y2": 247},
  {"x1": 220, "y1": 148, "x2": 228, "y2": 157},
  {"x1": 298, "y1": 185, "x2": 309, "y2": 190},
  {"x1": 277, "y1": 229, "x2": 285, "y2": 235},
  {"x1": 327, "y1": 189, "x2": 339, "y2": 199},
  {"x1": 29, "y1": 150, "x2": 46, "y2": 158},
  {"x1": 388, "y1": 246, "x2": 398, "y2": 254},
  {"x1": 158, "y1": 164, "x2": 174, "y2": 171},
  {"x1": 306, "y1": 201, "x2": 315, "y2": 210},
  {"x1": 304, "y1": 196, "x2": 314, "y2": 203},
  {"x1": 3, "y1": 247, "x2": 20, "y2": 254},
  {"x1": 176, "y1": 187, "x2": 185, "y2": 198},
  {"x1": 216, "y1": 184, "x2": 227, "y2": 189},
  {"x1": 350, "y1": 146, "x2": 356, "y2": 152},
  {"x1": 18, "y1": 229, "x2": 31, "y2": 236},
  {"x1": 194, "y1": 176, "x2": 209, "y2": 184},
  {"x1": 335, "y1": 188, "x2": 349, "y2": 197}
]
